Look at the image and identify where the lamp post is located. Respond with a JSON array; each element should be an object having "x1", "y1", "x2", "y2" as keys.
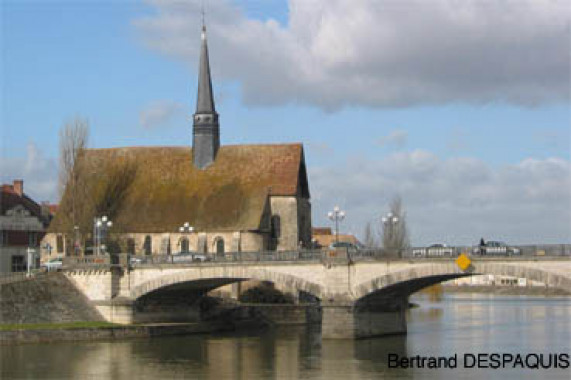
[
  {"x1": 179, "y1": 222, "x2": 194, "y2": 253},
  {"x1": 94, "y1": 216, "x2": 113, "y2": 255},
  {"x1": 27, "y1": 247, "x2": 36, "y2": 277},
  {"x1": 73, "y1": 225, "x2": 80, "y2": 256},
  {"x1": 381, "y1": 212, "x2": 399, "y2": 256},
  {"x1": 327, "y1": 206, "x2": 346, "y2": 243},
  {"x1": 43, "y1": 243, "x2": 52, "y2": 258}
]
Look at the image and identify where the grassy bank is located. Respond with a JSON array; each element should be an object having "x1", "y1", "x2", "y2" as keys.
[{"x1": 0, "y1": 322, "x2": 119, "y2": 331}]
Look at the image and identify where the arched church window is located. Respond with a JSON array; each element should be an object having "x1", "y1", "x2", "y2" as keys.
[
  {"x1": 215, "y1": 238, "x2": 225, "y2": 257},
  {"x1": 143, "y1": 236, "x2": 152, "y2": 256},
  {"x1": 127, "y1": 238, "x2": 135, "y2": 255},
  {"x1": 181, "y1": 238, "x2": 189, "y2": 253}
]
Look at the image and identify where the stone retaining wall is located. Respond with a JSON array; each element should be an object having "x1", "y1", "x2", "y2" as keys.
[{"x1": 0, "y1": 273, "x2": 104, "y2": 324}]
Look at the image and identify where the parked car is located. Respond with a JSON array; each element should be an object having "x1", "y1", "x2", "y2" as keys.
[
  {"x1": 329, "y1": 241, "x2": 361, "y2": 253},
  {"x1": 191, "y1": 254, "x2": 208, "y2": 262},
  {"x1": 172, "y1": 252, "x2": 209, "y2": 263},
  {"x1": 41, "y1": 257, "x2": 63, "y2": 272},
  {"x1": 129, "y1": 256, "x2": 144, "y2": 266},
  {"x1": 412, "y1": 244, "x2": 455, "y2": 257},
  {"x1": 472, "y1": 241, "x2": 521, "y2": 256}
]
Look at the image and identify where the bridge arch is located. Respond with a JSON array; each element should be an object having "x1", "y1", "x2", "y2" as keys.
[
  {"x1": 352, "y1": 262, "x2": 571, "y2": 300},
  {"x1": 130, "y1": 267, "x2": 325, "y2": 301}
]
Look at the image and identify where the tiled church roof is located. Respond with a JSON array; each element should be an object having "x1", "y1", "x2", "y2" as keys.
[{"x1": 49, "y1": 144, "x2": 308, "y2": 234}]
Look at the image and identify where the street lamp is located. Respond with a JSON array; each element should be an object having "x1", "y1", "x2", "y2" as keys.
[
  {"x1": 328, "y1": 206, "x2": 346, "y2": 243},
  {"x1": 94, "y1": 216, "x2": 113, "y2": 255},
  {"x1": 27, "y1": 247, "x2": 36, "y2": 277},
  {"x1": 381, "y1": 212, "x2": 399, "y2": 225},
  {"x1": 179, "y1": 222, "x2": 194, "y2": 253},
  {"x1": 381, "y1": 211, "x2": 400, "y2": 257},
  {"x1": 73, "y1": 225, "x2": 80, "y2": 256}
]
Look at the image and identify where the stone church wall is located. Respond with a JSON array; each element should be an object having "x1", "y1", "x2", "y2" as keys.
[
  {"x1": 269, "y1": 196, "x2": 299, "y2": 251},
  {"x1": 42, "y1": 230, "x2": 270, "y2": 259},
  {"x1": 297, "y1": 198, "x2": 312, "y2": 247}
]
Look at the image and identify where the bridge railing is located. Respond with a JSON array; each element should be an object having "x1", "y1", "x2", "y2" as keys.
[
  {"x1": 404, "y1": 244, "x2": 571, "y2": 258},
  {"x1": 63, "y1": 256, "x2": 112, "y2": 270},
  {"x1": 0, "y1": 269, "x2": 48, "y2": 285},
  {"x1": 60, "y1": 248, "x2": 398, "y2": 269},
  {"x1": 126, "y1": 249, "x2": 327, "y2": 266},
  {"x1": 59, "y1": 244, "x2": 570, "y2": 270}
]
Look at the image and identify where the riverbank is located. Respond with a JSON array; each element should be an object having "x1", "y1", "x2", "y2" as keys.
[
  {"x1": 441, "y1": 285, "x2": 571, "y2": 296},
  {"x1": 0, "y1": 321, "x2": 240, "y2": 345}
]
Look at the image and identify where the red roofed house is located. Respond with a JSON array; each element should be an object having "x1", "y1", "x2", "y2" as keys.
[
  {"x1": 0, "y1": 180, "x2": 55, "y2": 273},
  {"x1": 311, "y1": 227, "x2": 361, "y2": 249}
]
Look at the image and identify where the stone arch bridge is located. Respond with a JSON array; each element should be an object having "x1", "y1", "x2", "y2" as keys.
[{"x1": 65, "y1": 255, "x2": 571, "y2": 339}]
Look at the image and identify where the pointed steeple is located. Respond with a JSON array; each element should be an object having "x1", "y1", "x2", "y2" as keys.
[
  {"x1": 192, "y1": 24, "x2": 220, "y2": 170},
  {"x1": 196, "y1": 25, "x2": 215, "y2": 113}
]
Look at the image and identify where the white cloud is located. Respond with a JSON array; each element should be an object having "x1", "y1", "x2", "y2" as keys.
[
  {"x1": 377, "y1": 129, "x2": 408, "y2": 149},
  {"x1": 309, "y1": 151, "x2": 571, "y2": 245},
  {"x1": 0, "y1": 142, "x2": 58, "y2": 203},
  {"x1": 135, "y1": 0, "x2": 570, "y2": 109},
  {"x1": 139, "y1": 100, "x2": 185, "y2": 129}
]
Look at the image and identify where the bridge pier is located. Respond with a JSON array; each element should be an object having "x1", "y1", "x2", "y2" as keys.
[
  {"x1": 321, "y1": 297, "x2": 408, "y2": 339},
  {"x1": 94, "y1": 299, "x2": 136, "y2": 324}
]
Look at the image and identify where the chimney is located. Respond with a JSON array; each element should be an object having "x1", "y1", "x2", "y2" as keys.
[{"x1": 13, "y1": 180, "x2": 23, "y2": 196}]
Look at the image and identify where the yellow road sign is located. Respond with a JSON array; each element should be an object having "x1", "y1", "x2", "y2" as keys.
[{"x1": 456, "y1": 253, "x2": 472, "y2": 271}]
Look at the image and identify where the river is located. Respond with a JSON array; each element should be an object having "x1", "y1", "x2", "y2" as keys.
[{"x1": 2, "y1": 293, "x2": 570, "y2": 379}]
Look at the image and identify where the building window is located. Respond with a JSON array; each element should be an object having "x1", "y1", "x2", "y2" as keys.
[
  {"x1": 181, "y1": 238, "x2": 189, "y2": 253},
  {"x1": 28, "y1": 232, "x2": 38, "y2": 247},
  {"x1": 11, "y1": 256, "x2": 25, "y2": 272},
  {"x1": 143, "y1": 236, "x2": 152, "y2": 256},
  {"x1": 0, "y1": 230, "x2": 6, "y2": 246},
  {"x1": 127, "y1": 238, "x2": 135, "y2": 255},
  {"x1": 56, "y1": 235, "x2": 64, "y2": 254},
  {"x1": 215, "y1": 238, "x2": 225, "y2": 257}
]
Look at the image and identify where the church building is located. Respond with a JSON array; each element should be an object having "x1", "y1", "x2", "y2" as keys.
[{"x1": 42, "y1": 26, "x2": 312, "y2": 259}]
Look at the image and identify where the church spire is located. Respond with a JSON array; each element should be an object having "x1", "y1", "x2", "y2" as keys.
[
  {"x1": 196, "y1": 25, "x2": 215, "y2": 113},
  {"x1": 192, "y1": 24, "x2": 220, "y2": 170}
]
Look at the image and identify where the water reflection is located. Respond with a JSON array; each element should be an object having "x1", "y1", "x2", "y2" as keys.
[{"x1": 2, "y1": 294, "x2": 570, "y2": 379}]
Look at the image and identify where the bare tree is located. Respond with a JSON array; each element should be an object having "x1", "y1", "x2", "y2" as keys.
[
  {"x1": 363, "y1": 221, "x2": 377, "y2": 248},
  {"x1": 380, "y1": 196, "x2": 410, "y2": 257},
  {"x1": 58, "y1": 117, "x2": 89, "y2": 254}
]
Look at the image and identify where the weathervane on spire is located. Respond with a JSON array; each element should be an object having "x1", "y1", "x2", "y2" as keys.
[{"x1": 201, "y1": 0, "x2": 206, "y2": 31}]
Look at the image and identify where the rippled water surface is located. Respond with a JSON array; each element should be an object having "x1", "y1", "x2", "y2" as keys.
[{"x1": 2, "y1": 294, "x2": 570, "y2": 379}]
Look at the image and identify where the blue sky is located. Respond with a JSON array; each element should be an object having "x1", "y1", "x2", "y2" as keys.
[{"x1": 2, "y1": 0, "x2": 570, "y2": 245}]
